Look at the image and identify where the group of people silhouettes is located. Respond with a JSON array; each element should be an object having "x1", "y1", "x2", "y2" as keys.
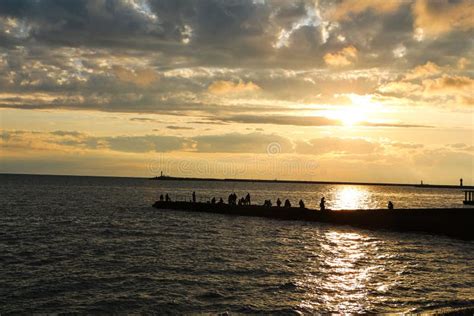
[
  {"x1": 159, "y1": 193, "x2": 171, "y2": 202},
  {"x1": 226, "y1": 192, "x2": 251, "y2": 206},
  {"x1": 160, "y1": 191, "x2": 395, "y2": 210}
]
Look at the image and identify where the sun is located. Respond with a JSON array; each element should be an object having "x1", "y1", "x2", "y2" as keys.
[
  {"x1": 335, "y1": 107, "x2": 366, "y2": 126},
  {"x1": 324, "y1": 94, "x2": 379, "y2": 127},
  {"x1": 322, "y1": 105, "x2": 368, "y2": 127}
]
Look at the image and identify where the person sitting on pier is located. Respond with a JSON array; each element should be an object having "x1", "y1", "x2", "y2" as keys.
[
  {"x1": 211, "y1": 197, "x2": 216, "y2": 204},
  {"x1": 276, "y1": 198, "x2": 282, "y2": 207},
  {"x1": 159, "y1": 194, "x2": 164, "y2": 202},
  {"x1": 299, "y1": 199, "x2": 305, "y2": 209},
  {"x1": 165, "y1": 193, "x2": 171, "y2": 202},
  {"x1": 263, "y1": 199, "x2": 272, "y2": 207},
  {"x1": 284, "y1": 199, "x2": 291, "y2": 208},
  {"x1": 388, "y1": 201, "x2": 394, "y2": 210},
  {"x1": 320, "y1": 197, "x2": 326, "y2": 211},
  {"x1": 218, "y1": 197, "x2": 224, "y2": 204},
  {"x1": 192, "y1": 191, "x2": 196, "y2": 203},
  {"x1": 245, "y1": 193, "x2": 251, "y2": 205}
]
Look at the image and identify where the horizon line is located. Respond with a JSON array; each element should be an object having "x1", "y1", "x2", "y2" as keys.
[{"x1": 1, "y1": 172, "x2": 472, "y2": 190}]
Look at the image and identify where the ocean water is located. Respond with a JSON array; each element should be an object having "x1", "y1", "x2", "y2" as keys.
[{"x1": 1, "y1": 174, "x2": 473, "y2": 314}]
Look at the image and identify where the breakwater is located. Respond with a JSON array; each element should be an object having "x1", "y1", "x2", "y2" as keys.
[{"x1": 153, "y1": 201, "x2": 474, "y2": 240}]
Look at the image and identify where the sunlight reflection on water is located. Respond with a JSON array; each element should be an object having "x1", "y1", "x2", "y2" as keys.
[
  {"x1": 297, "y1": 231, "x2": 389, "y2": 313},
  {"x1": 330, "y1": 186, "x2": 373, "y2": 210}
]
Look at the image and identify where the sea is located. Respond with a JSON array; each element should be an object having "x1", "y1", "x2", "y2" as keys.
[{"x1": 1, "y1": 174, "x2": 473, "y2": 314}]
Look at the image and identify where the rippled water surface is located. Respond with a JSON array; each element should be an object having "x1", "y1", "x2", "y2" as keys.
[{"x1": 1, "y1": 174, "x2": 473, "y2": 314}]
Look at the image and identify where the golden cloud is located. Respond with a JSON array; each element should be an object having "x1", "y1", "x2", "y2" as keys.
[
  {"x1": 207, "y1": 80, "x2": 261, "y2": 95},
  {"x1": 423, "y1": 75, "x2": 474, "y2": 93},
  {"x1": 413, "y1": 0, "x2": 474, "y2": 37},
  {"x1": 323, "y1": 46, "x2": 358, "y2": 67},
  {"x1": 328, "y1": 0, "x2": 402, "y2": 21},
  {"x1": 379, "y1": 74, "x2": 474, "y2": 107},
  {"x1": 113, "y1": 65, "x2": 159, "y2": 87},
  {"x1": 404, "y1": 61, "x2": 442, "y2": 80},
  {"x1": 457, "y1": 57, "x2": 471, "y2": 70}
]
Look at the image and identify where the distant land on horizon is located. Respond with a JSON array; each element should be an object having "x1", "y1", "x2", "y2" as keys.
[
  {"x1": 150, "y1": 174, "x2": 473, "y2": 190},
  {"x1": 1, "y1": 173, "x2": 472, "y2": 190}
]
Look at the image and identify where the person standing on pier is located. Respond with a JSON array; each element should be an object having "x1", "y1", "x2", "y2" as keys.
[
  {"x1": 388, "y1": 201, "x2": 394, "y2": 210},
  {"x1": 159, "y1": 194, "x2": 164, "y2": 202},
  {"x1": 192, "y1": 191, "x2": 196, "y2": 203},
  {"x1": 276, "y1": 198, "x2": 282, "y2": 207},
  {"x1": 165, "y1": 193, "x2": 170, "y2": 202},
  {"x1": 245, "y1": 193, "x2": 251, "y2": 205},
  {"x1": 320, "y1": 197, "x2": 326, "y2": 211}
]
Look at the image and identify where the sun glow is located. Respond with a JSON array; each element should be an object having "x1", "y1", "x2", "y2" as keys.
[{"x1": 323, "y1": 94, "x2": 381, "y2": 127}]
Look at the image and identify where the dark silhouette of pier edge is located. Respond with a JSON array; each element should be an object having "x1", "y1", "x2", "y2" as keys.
[
  {"x1": 151, "y1": 174, "x2": 474, "y2": 190},
  {"x1": 153, "y1": 200, "x2": 474, "y2": 240}
]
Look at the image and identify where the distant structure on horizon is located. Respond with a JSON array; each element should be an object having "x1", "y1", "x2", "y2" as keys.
[{"x1": 460, "y1": 178, "x2": 463, "y2": 187}]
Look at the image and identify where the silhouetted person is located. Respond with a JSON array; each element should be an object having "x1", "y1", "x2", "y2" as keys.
[
  {"x1": 238, "y1": 198, "x2": 243, "y2": 206},
  {"x1": 245, "y1": 193, "x2": 251, "y2": 205},
  {"x1": 159, "y1": 194, "x2": 164, "y2": 202},
  {"x1": 228, "y1": 193, "x2": 233, "y2": 205},
  {"x1": 192, "y1": 191, "x2": 196, "y2": 203},
  {"x1": 284, "y1": 199, "x2": 291, "y2": 208},
  {"x1": 276, "y1": 198, "x2": 282, "y2": 207},
  {"x1": 218, "y1": 198, "x2": 224, "y2": 204},
  {"x1": 299, "y1": 199, "x2": 305, "y2": 208},
  {"x1": 320, "y1": 197, "x2": 326, "y2": 211},
  {"x1": 211, "y1": 197, "x2": 216, "y2": 204},
  {"x1": 165, "y1": 193, "x2": 170, "y2": 202},
  {"x1": 388, "y1": 201, "x2": 394, "y2": 210},
  {"x1": 460, "y1": 178, "x2": 463, "y2": 187},
  {"x1": 229, "y1": 192, "x2": 237, "y2": 205}
]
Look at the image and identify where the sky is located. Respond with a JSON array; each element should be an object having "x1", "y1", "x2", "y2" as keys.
[{"x1": 0, "y1": 0, "x2": 473, "y2": 184}]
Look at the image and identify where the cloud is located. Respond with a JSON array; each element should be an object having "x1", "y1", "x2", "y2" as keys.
[
  {"x1": 378, "y1": 61, "x2": 474, "y2": 107},
  {"x1": 323, "y1": 46, "x2": 358, "y2": 67},
  {"x1": 413, "y1": 0, "x2": 474, "y2": 37},
  {"x1": 130, "y1": 117, "x2": 162, "y2": 123},
  {"x1": 207, "y1": 80, "x2": 261, "y2": 95},
  {"x1": 359, "y1": 122, "x2": 433, "y2": 128},
  {"x1": 327, "y1": 0, "x2": 403, "y2": 21},
  {"x1": 296, "y1": 137, "x2": 381, "y2": 155},
  {"x1": 424, "y1": 75, "x2": 474, "y2": 93},
  {"x1": 404, "y1": 61, "x2": 442, "y2": 80},
  {"x1": 389, "y1": 142, "x2": 424, "y2": 149},
  {"x1": 1, "y1": 129, "x2": 186, "y2": 153},
  {"x1": 166, "y1": 125, "x2": 194, "y2": 130},
  {"x1": 215, "y1": 114, "x2": 430, "y2": 128},
  {"x1": 113, "y1": 65, "x2": 159, "y2": 87},
  {"x1": 193, "y1": 132, "x2": 293, "y2": 154},
  {"x1": 457, "y1": 57, "x2": 471, "y2": 70},
  {"x1": 217, "y1": 114, "x2": 341, "y2": 126},
  {"x1": 105, "y1": 135, "x2": 186, "y2": 153}
]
